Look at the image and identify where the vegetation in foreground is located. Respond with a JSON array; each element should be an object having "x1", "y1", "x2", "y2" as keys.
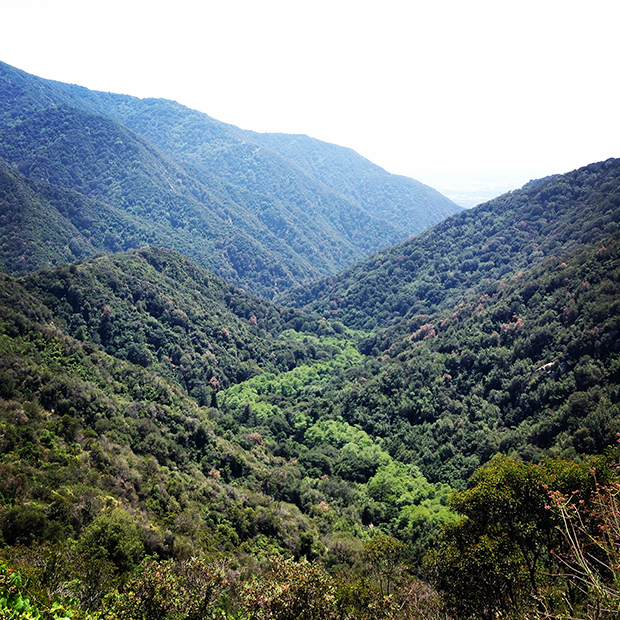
[
  {"x1": 3, "y1": 454, "x2": 620, "y2": 619},
  {"x1": 1, "y1": 71, "x2": 620, "y2": 616},
  {"x1": 0, "y1": 229, "x2": 618, "y2": 617}
]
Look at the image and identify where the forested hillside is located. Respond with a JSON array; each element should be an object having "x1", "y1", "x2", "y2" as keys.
[
  {"x1": 0, "y1": 60, "x2": 460, "y2": 297},
  {"x1": 0, "y1": 154, "x2": 228, "y2": 278},
  {"x1": 284, "y1": 158, "x2": 620, "y2": 329},
  {"x1": 0, "y1": 106, "x2": 331, "y2": 295},
  {"x1": 2, "y1": 220, "x2": 620, "y2": 618},
  {"x1": 7, "y1": 65, "x2": 458, "y2": 241},
  {"x1": 2, "y1": 60, "x2": 620, "y2": 620},
  {"x1": 20, "y1": 247, "x2": 333, "y2": 394},
  {"x1": 0, "y1": 249, "x2": 454, "y2": 618}
]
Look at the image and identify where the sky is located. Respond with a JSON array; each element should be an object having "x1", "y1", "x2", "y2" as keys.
[{"x1": 1, "y1": 0, "x2": 618, "y2": 207}]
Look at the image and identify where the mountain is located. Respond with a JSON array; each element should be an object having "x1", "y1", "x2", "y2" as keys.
[
  {"x1": 1, "y1": 162, "x2": 620, "y2": 617},
  {"x1": 0, "y1": 245, "x2": 455, "y2": 613},
  {"x1": 0, "y1": 60, "x2": 461, "y2": 297},
  {"x1": 282, "y1": 158, "x2": 620, "y2": 328},
  {"x1": 0, "y1": 152, "x2": 222, "y2": 277},
  {"x1": 0, "y1": 104, "x2": 315, "y2": 294},
  {"x1": 19, "y1": 246, "x2": 337, "y2": 398},
  {"x1": 3, "y1": 60, "x2": 620, "y2": 620},
  {"x1": 0, "y1": 63, "x2": 457, "y2": 241}
]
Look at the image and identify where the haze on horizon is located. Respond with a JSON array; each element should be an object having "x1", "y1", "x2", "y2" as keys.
[{"x1": 1, "y1": 0, "x2": 618, "y2": 207}]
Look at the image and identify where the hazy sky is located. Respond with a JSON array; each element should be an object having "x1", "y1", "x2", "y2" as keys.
[{"x1": 1, "y1": 0, "x2": 618, "y2": 206}]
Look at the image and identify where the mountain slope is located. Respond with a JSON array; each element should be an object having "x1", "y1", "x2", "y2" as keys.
[
  {"x1": 0, "y1": 152, "x2": 230, "y2": 277},
  {"x1": 19, "y1": 246, "x2": 338, "y2": 398},
  {"x1": 247, "y1": 131, "x2": 456, "y2": 234},
  {"x1": 0, "y1": 106, "x2": 325, "y2": 295},
  {"x1": 345, "y1": 232, "x2": 620, "y2": 485},
  {"x1": 0, "y1": 155, "x2": 90, "y2": 273},
  {"x1": 0, "y1": 60, "x2": 461, "y2": 297},
  {"x1": 282, "y1": 158, "x2": 620, "y2": 329},
  {"x1": 14, "y1": 68, "x2": 459, "y2": 241},
  {"x1": 0, "y1": 247, "x2": 455, "y2": 580}
]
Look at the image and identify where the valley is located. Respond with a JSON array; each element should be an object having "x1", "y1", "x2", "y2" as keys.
[{"x1": 1, "y1": 61, "x2": 619, "y2": 619}]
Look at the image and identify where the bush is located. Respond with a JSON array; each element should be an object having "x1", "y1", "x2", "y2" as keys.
[
  {"x1": 75, "y1": 509, "x2": 144, "y2": 574},
  {"x1": 102, "y1": 557, "x2": 228, "y2": 620},
  {"x1": 0, "y1": 505, "x2": 64, "y2": 547}
]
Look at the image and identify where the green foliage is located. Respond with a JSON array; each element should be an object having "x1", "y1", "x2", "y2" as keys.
[
  {"x1": 241, "y1": 557, "x2": 338, "y2": 619},
  {"x1": 363, "y1": 535, "x2": 406, "y2": 596},
  {"x1": 545, "y1": 478, "x2": 620, "y2": 619},
  {"x1": 0, "y1": 505, "x2": 66, "y2": 547},
  {"x1": 425, "y1": 453, "x2": 618, "y2": 619},
  {"x1": 0, "y1": 564, "x2": 38, "y2": 619},
  {"x1": 0, "y1": 563, "x2": 77, "y2": 620},
  {"x1": 0, "y1": 60, "x2": 459, "y2": 298},
  {"x1": 219, "y1": 335, "x2": 362, "y2": 414},
  {"x1": 75, "y1": 509, "x2": 144, "y2": 574}
]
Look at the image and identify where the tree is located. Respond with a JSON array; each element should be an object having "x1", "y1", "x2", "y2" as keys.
[
  {"x1": 363, "y1": 534, "x2": 406, "y2": 597},
  {"x1": 76, "y1": 509, "x2": 144, "y2": 574},
  {"x1": 425, "y1": 453, "x2": 617, "y2": 619}
]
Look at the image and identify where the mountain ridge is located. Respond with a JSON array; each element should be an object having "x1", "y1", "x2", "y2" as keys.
[
  {"x1": 0, "y1": 60, "x2": 461, "y2": 298},
  {"x1": 281, "y1": 157, "x2": 620, "y2": 328}
]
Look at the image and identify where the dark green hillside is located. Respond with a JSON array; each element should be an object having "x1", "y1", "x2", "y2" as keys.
[
  {"x1": 0, "y1": 152, "x2": 159, "y2": 276},
  {"x1": 0, "y1": 152, "x2": 273, "y2": 280},
  {"x1": 0, "y1": 260, "x2": 455, "y2": 616},
  {"x1": 327, "y1": 233, "x2": 620, "y2": 486},
  {"x1": 284, "y1": 158, "x2": 620, "y2": 329},
  {"x1": 0, "y1": 105, "x2": 332, "y2": 295},
  {"x1": 0, "y1": 106, "x2": 203, "y2": 213},
  {"x1": 0, "y1": 155, "x2": 85, "y2": 273},
  {"x1": 20, "y1": 246, "x2": 339, "y2": 399},
  {"x1": 0, "y1": 100, "x2": 391, "y2": 276}
]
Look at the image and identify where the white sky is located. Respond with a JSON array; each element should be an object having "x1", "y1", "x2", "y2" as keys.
[{"x1": 1, "y1": 0, "x2": 619, "y2": 206}]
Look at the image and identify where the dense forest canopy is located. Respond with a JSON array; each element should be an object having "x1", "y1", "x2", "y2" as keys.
[
  {"x1": 1, "y1": 60, "x2": 620, "y2": 619},
  {"x1": 0, "y1": 60, "x2": 461, "y2": 298}
]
